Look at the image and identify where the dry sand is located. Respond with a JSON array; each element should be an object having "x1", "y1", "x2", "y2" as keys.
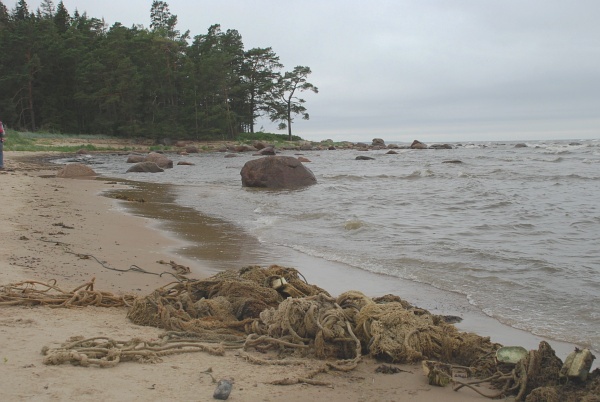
[{"x1": 0, "y1": 152, "x2": 514, "y2": 401}]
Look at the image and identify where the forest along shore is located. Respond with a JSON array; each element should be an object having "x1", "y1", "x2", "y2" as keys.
[{"x1": 0, "y1": 152, "x2": 512, "y2": 402}]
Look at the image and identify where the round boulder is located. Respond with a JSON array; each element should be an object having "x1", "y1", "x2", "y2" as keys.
[
  {"x1": 56, "y1": 163, "x2": 97, "y2": 178},
  {"x1": 126, "y1": 162, "x2": 164, "y2": 173},
  {"x1": 411, "y1": 140, "x2": 428, "y2": 149},
  {"x1": 258, "y1": 146, "x2": 276, "y2": 155},
  {"x1": 145, "y1": 152, "x2": 173, "y2": 168},
  {"x1": 126, "y1": 154, "x2": 146, "y2": 163},
  {"x1": 240, "y1": 156, "x2": 317, "y2": 188}
]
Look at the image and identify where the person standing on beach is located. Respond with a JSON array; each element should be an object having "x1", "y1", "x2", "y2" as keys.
[{"x1": 0, "y1": 120, "x2": 5, "y2": 170}]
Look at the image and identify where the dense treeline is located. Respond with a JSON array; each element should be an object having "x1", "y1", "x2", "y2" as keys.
[{"x1": 0, "y1": 0, "x2": 318, "y2": 140}]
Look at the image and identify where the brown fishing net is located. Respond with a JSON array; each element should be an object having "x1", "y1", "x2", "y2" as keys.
[
  {"x1": 6, "y1": 264, "x2": 596, "y2": 400},
  {"x1": 250, "y1": 293, "x2": 362, "y2": 362},
  {"x1": 126, "y1": 265, "x2": 328, "y2": 341}
]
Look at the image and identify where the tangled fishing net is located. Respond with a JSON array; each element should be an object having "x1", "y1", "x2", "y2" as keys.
[
  {"x1": 126, "y1": 265, "x2": 328, "y2": 340},
  {"x1": 124, "y1": 265, "x2": 502, "y2": 374},
  {"x1": 5, "y1": 264, "x2": 597, "y2": 400}
]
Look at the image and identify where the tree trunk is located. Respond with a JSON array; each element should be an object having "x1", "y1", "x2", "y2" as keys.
[
  {"x1": 287, "y1": 102, "x2": 292, "y2": 140},
  {"x1": 26, "y1": 51, "x2": 37, "y2": 131}
]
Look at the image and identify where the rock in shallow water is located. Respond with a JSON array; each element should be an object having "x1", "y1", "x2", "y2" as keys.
[{"x1": 240, "y1": 156, "x2": 316, "y2": 188}]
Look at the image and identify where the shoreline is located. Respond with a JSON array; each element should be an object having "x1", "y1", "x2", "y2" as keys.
[
  {"x1": 1, "y1": 151, "x2": 595, "y2": 400},
  {"x1": 104, "y1": 170, "x2": 593, "y2": 365},
  {"x1": 1, "y1": 153, "x2": 505, "y2": 401}
]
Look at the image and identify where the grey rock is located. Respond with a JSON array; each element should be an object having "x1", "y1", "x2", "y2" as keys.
[
  {"x1": 126, "y1": 162, "x2": 164, "y2": 173},
  {"x1": 213, "y1": 379, "x2": 233, "y2": 400}
]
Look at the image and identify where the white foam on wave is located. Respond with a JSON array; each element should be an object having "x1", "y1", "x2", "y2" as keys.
[{"x1": 251, "y1": 215, "x2": 280, "y2": 231}]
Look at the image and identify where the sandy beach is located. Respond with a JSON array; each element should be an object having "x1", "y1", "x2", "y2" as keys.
[{"x1": 0, "y1": 151, "x2": 563, "y2": 401}]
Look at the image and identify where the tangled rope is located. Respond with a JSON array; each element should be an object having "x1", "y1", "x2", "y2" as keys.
[
  {"x1": 4, "y1": 264, "x2": 597, "y2": 400},
  {"x1": 39, "y1": 238, "x2": 185, "y2": 280},
  {"x1": 42, "y1": 331, "x2": 235, "y2": 367},
  {"x1": 126, "y1": 265, "x2": 327, "y2": 340},
  {"x1": 0, "y1": 278, "x2": 135, "y2": 307},
  {"x1": 247, "y1": 293, "x2": 362, "y2": 365}
]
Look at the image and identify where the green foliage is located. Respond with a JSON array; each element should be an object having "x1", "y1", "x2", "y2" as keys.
[
  {"x1": 2, "y1": 131, "x2": 36, "y2": 150},
  {"x1": 265, "y1": 66, "x2": 318, "y2": 140},
  {"x1": 148, "y1": 145, "x2": 172, "y2": 151},
  {"x1": 237, "y1": 132, "x2": 303, "y2": 143},
  {"x1": 3, "y1": 130, "x2": 104, "y2": 151},
  {"x1": 0, "y1": 2, "x2": 316, "y2": 142}
]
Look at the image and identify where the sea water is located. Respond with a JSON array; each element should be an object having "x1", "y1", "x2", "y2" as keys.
[{"x1": 62, "y1": 139, "x2": 600, "y2": 353}]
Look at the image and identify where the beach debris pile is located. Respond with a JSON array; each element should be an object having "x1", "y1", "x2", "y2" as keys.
[
  {"x1": 126, "y1": 265, "x2": 328, "y2": 341},
  {"x1": 126, "y1": 265, "x2": 501, "y2": 369},
  {"x1": 5, "y1": 265, "x2": 597, "y2": 400},
  {"x1": 125, "y1": 264, "x2": 599, "y2": 400}
]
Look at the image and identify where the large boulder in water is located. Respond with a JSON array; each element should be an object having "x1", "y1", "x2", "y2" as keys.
[
  {"x1": 372, "y1": 138, "x2": 385, "y2": 146},
  {"x1": 240, "y1": 156, "x2": 317, "y2": 188},
  {"x1": 144, "y1": 152, "x2": 173, "y2": 168},
  {"x1": 410, "y1": 140, "x2": 428, "y2": 149},
  {"x1": 126, "y1": 154, "x2": 146, "y2": 163},
  {"x1": 126, "y1": 162, "x2": 164, "y2": 173},
  {"x1": 255, "y1": 146, "x2": 276, "y2": 156},
  {"x1": 56, "y1": 163, "x2": 97, "y2": 178}
]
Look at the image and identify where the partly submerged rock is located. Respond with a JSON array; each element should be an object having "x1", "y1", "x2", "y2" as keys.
[
  {"x1": 257, "y1": 146, "x2": 276, "y2": 155},
  {"x1": 56, "y1": 163, "x2": 97, "y2": 178},
  {"x1": 240, "y1": 156, "x2": 316, "y2": 188},
  {"x1": 126, "y1": 154, "x2": 146, "y2": 163},
  {"x1": 144, "y1": 152, "x2": 173, "y2": 169},
  {"x1": 126, "y1": 162, "x2": 164, "y2": 173},
  {"x1": 411, "y1": 140, "x2": 428, "y2": 149}
]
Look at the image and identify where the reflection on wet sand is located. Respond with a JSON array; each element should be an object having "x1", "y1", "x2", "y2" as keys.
[{"x1": 103, "y1": 180, "x2": 265, "y2": 274}]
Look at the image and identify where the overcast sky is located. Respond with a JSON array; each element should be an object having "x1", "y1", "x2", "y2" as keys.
[{"x1": 22, "y1": 0, "x2": 600, "y2": 142}]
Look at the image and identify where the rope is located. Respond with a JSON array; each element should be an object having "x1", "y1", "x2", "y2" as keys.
[
  {"x1": 0, "y1": 278, "x2": 135, "y2": 307},
  {"x1": 39, "y1": 238, "x2": 184, "y2": 279},
  {"x1": 42, "y1": 332, "x2": 228, "y2": 367}
]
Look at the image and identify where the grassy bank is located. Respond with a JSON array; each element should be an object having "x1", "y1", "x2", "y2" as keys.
[{"x1": 1, "y1": 130, "x2": 332, "y2": 153}]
